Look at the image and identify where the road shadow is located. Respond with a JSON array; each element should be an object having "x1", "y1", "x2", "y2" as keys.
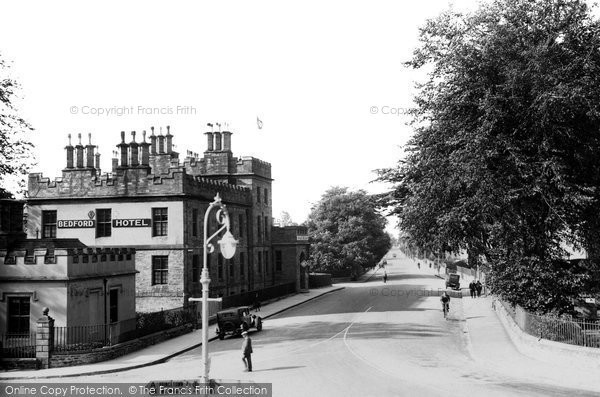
[
  {"x1": 250, "y1": 366, "x2": 304, "y2": 372},
  {"x1": 207, "y1": 321, "x2": 454, "y2": 354}
]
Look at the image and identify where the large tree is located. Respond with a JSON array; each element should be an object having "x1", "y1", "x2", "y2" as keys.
[
  {"x1": 377, "y1": 0, "x2": 600, "y2": 313},
  {"x1": 307, "y1": 187, "x2": 391, "y2": 276},
  {"x1": 0, "y1": 54, "x2": 34, "y2": 197}
]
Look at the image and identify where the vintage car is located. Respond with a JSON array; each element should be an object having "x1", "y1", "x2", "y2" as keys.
[
  {"x1": 215, "y1": 306, "x2": 263, "y2": 340},
  {"x1": 445, "y1": 273, "x2": 461, "y2": 290}
]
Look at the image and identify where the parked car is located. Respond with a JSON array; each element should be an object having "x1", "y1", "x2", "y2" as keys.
[
  {"x1": 216, "y1": 306, "x2": 262, "y2": 340},
  {"x1": 445, "y1": 273, "x2": 460, "y2": 290}
]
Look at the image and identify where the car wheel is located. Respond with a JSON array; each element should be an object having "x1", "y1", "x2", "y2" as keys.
[
  {"x1": 218, "y1": 332, "x2": 225, "y2": 340},
  {"x1": 256, "y1": 318, "x2": 262, "y2": 331}
]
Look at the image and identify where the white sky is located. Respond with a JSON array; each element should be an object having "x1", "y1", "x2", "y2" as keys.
[{"x1": 1, "y1": 0, "x2": 479, "y2": 234}]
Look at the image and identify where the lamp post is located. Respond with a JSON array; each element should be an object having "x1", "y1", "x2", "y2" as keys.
[{"x1": 189, "y1": 193, "x2": 238, "y2": 383}]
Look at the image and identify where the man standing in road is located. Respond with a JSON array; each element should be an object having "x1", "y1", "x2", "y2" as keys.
[{"x1": 242, "y1": 331, "x2": 253, "y2": 372}]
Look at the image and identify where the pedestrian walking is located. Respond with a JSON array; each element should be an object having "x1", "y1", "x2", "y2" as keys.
[
  {"x1": 253, "y1": 293, "x2": 261, "y2": 312},
  {"x1": 469, "y1": 281, "x2": 476, "y2": 298},
  {"x1": 417, "y1": 262, "x2": 421, "y2": 269},
  {"x1": 476, "y1": 280, "x2": 483, "y2": 298},
  {"x1": 241, "y1": 331, "x2": 253, "y2": 372},
  {"x1": 383, "y1": 271, "x2": 388, "y2": 283}
]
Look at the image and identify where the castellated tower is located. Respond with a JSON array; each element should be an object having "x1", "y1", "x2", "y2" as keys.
[{"x1": 25, "y1": 124, "x2": 283, "y2": 312}]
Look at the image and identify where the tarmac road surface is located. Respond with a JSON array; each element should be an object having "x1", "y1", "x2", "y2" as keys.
[{"x1": 47, "y1": 250, "x2": 600, "y2": 397}]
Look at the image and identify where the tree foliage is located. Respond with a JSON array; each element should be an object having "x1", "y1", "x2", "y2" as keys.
[
  {"x1": 278, "y1": 211, "x2": 298, "y2": 227},
  {"x1": 307, "y1": 187, "x2": 391, "y2": 276},
  {"x1": 377, "y1": 0, "x2": 600, "y2": 313},
  {"x1": 0, "y1": 54, "x2": 34, "y2": 197}
]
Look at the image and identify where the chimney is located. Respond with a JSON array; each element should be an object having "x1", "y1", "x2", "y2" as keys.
[
  {"x1": 65, "y1": 134, "x2": 74, "y2": 168},
  {"x1": 205, "y1": 123, "x2": 214, "y2": 151},
  {"x1": 158, "y1": 127, "x2": 165, "y2": 154},
  {"x1": 214, "y1": 131, "x2": 222, "y2": 151},
  {"x1": 112, "y1": 151, "x2": 118, "y2": 173},
  {"x1": 95, "y1": 149, "x2": 101, "y2": 174},
  {"x1": 130, "y1": 131, "x2": 139, "y2": 166},
  {"x1": 141, "y1": 130, "x2": 150, "y2": 166},
  {"x1": 76, "y1": 133, "x2": 84, "y2": 168},
  {"x1": 166, "y1": 125, "x2": 173, "y2": 153},
  {"x1": 118, "y1": 131, "x2": 128, "y2": 167},
  {"x1": 150, "y1": 126, "x2": 157, "y2": 154},
  {"x1": 222, "y1": 130, "x2": 232, "y2": 152},
  {"x1": 86, "y1": 133, "x2": 95, "y2": 168}
]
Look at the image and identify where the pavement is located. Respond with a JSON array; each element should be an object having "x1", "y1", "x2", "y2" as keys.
[
  {"x1": 0, "y1": 285, "x2": 345, "y2": 380},
  {"x1": 462, "y1": 295, "x2": 600, "y2": 393}
]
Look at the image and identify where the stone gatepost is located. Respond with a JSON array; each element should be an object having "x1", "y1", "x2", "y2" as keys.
[{"x1": 36, "y1": 307, "x2": 54, "y2": 369}]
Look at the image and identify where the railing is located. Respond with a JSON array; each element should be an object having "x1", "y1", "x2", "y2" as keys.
[
  {"x1": 522, "y1": 309, "x2": 600, "y2": 348},
  {"x1": 496, "y1": 299, "x2": 600, "y2": 348},
  {"x1": 1, "y1": 333, "x2": 36, "y2": 358},
  {"x1": 53, "y1": 305, "x2": 199, "y2": 352}
]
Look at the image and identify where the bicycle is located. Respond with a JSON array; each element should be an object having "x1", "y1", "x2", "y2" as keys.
[{"x1": 442, "y1": 302, "x2": 450, "y2": 319}]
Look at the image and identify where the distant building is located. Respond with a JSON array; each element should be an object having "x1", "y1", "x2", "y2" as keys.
[
  {"x1": 271, "y1": 226, "x2": 310, "y2": 290},
  {"x1": 0, "y1": 199, "x2": 136, "y2": 334},
  {"x1": 25, "y1": 126, "x2": 307, "y2": 312}
]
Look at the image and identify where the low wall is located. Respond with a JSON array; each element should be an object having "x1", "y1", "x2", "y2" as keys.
[
  {"x1": 495, "y1": 300, "x2": 600, "y2": 371},
  {"x1": 309, "y1": 273, "x2": 332, "y2": 288},
  {"x1": 49, "y1": 324, "x2": 193, "y2": 368},
  {"x1": 0, "y1": 358, "x2": 40, "y2": 370}
]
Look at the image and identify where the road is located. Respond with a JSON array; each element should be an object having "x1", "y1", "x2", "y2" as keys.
[{"x1": 49, "y1": 250, "x2": 599, "y2": 396}]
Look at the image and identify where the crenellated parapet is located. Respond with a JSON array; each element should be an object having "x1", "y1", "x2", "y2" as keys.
[
  {"x1": 236, "y1": 156, "x2": 272, "y2": 179},
  {"x1": 183, "y1": 175, "x2": 252, "y2": 204},
  {"x1": 28, "y1": 167, "x2": 186, "y2": 199}
]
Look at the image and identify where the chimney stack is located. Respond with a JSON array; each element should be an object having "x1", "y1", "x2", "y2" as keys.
[
  {"x1": 222, "y1": 130, "x2": 232, "y2": 152},
  {"x1": 112, "y1": 151, "x2": 118, "y2": 173},
  {"x1": 150, "y1": 126, "x2": 157, "y2": 154},
  {"x1": 141, "y1": 130, "x2": 150, "y2": 166},
  {"x1": 214, "y1": 131, "x2": 222, "y2": 151},
  {"x1": 166, "y1": 125, "x2": 173, "y2": 153},
  {"x1": 76, "y1": 133, "x2": 84, "y2": 168},
  {"x1": 158, "y1": 127, "x2": 165, "y2": 154},
  {"x1": 130, "y1": 131, "x2": 139, "y2": 166},
  {"x1": 205, "y1": 123, "x2": 214, "y2": 151},
  {"x1": 95, "y1": 149, "x2": 101, "y2": 174},
  {"x1": 86, "y1": 133, "x2": 95, "y2": 168},
  {"x1": 65, "y1": 134, "x2": 74, "y2": 168},
  {"x1": 118, "y1": 131, "x2": 128, "y2": 167}
]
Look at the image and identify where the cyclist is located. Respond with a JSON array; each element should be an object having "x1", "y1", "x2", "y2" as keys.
[{"x1": 440, "y1": 291, "x2": 451, "y2": 318}]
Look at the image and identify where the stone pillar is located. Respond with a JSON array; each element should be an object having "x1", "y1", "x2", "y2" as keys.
[{"x1": 36, "y1": 307, "x2": 54, "y2": 369}]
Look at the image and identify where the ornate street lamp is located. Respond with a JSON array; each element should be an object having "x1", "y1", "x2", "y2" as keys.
[{"x1": 189, "y1": 193, "x2": 238, "y2": 383}]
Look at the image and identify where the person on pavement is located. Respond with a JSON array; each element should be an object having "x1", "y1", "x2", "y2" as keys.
[
  {"x1": 469, "y1": 281, "x2": 476, "y2": 298},
  {"x1": 476, "y1": 280, "x2": 483, "y2": 297},
  {"x1": 242, "y1": 331, "x2": 253, "y2": 372},
  {"x1": 440, "y1": 291, "x2": 451, "y2": 313},
  {"x1": 383, "y1": 271, "x2": 388, "y2": 283}
]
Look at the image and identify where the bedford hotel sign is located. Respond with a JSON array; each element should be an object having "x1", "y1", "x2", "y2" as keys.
[{"x1": 58, "y1": 219, "x2": 151, "y2": 228}]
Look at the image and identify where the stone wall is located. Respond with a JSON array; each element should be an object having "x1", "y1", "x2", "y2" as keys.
[{"x1": 49, "y1": 324, "x2": 193, "y2": 368}]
